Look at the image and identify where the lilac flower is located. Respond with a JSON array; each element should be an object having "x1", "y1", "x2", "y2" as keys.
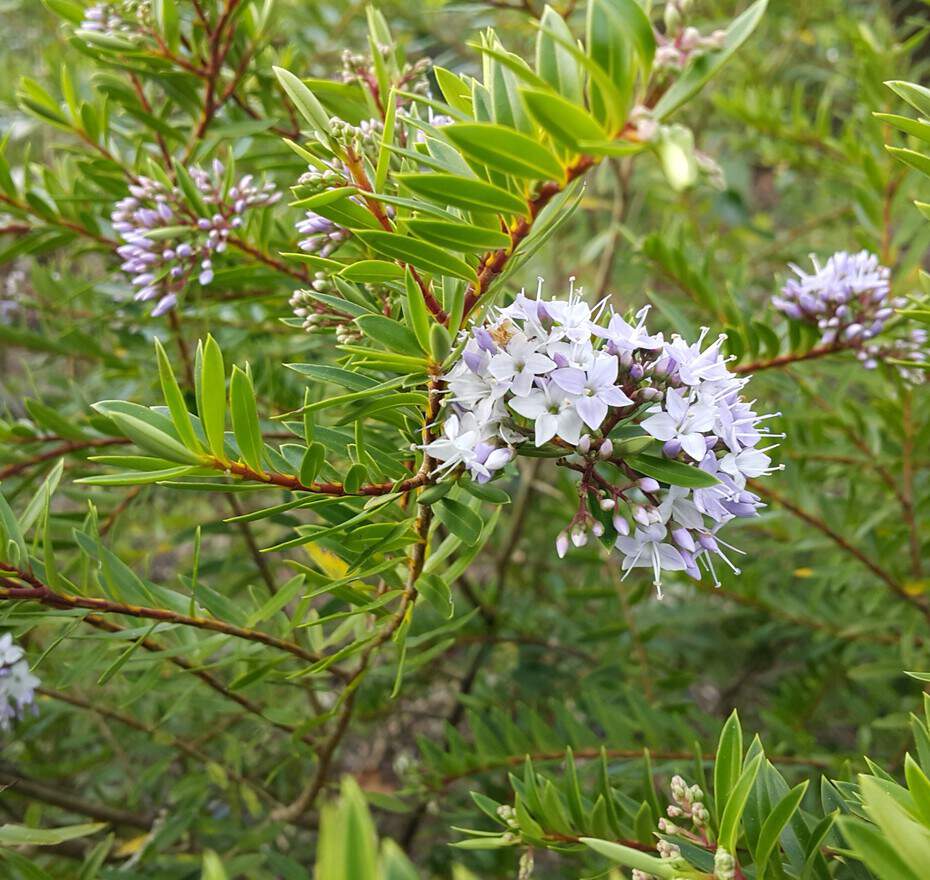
[
  {"x1": 423, "y1": 412, "x2": 512, "y2": 482},
  {"x1": 0, "y1": 634, "x2": 39, "y2": 732},
  {"x1": 552, "y1": 354, "x2": 633, "y2": 429},
  {"x1": 594, "y1": 305, "x2": 664, "y2": 354},
  {"x1": 508, "y1": 383, "x2": 583, "y2": 446},
  {"x1": 296, "y1": 211, "x2": 349, "y2": 257},
  {"x1": 487, "y1": 334, "x2": 557, "y2": 397},
  {"x1": 641, "y1": 387, "x2": 716, "y2": 461}
]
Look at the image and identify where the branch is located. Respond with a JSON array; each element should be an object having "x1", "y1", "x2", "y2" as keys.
[
  {"x1": 733, "y1": 342, "x2": 845, "y2": 375},
  {"x1": 462, "y1": 154, "x2": 598, "y2": 318},
  {"x1": 271, "y1": 377, "x2": 443, "y2": 822},
  {"x1": 0, "y1": 567, "x2": 334, "y2": 670},
  {"x1": 0, "y1": 767, "x2": 154, "y2": 829},
  {"x1": 751, "y1": 481, "x2": 928, "y2": 617}
]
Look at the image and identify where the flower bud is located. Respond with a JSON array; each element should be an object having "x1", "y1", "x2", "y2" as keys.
[
  {"x1": 600, "y1": 497, "x2": 616, "y2": 511},
  {"x1": 555, "y1": 532, "x2": 569, "y2": 559},
  {"x1": 613, "y1": 513, "x2": 630, "y2": 536},
  {"x1": 577, "y1": 435, "x2": 591, "y2": 454},
  {"x1": 598, "y1": 438, "x2": 613, "y2": 459},
  {"x1": 638, "y1": 477, "x2": 660, "y2": 493}
]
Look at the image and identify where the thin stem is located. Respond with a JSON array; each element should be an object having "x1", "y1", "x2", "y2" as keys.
[
  {"x1": 0, "y1": 767, "x2": 154, "y2": 830},
  {"x1": 0, "y1": 568, "x2": 332, "y2": 669},
  {"x1": 750, "y1": 482, "x2": 927, "y2": 617}
]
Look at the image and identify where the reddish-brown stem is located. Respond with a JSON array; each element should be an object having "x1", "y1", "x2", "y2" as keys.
[
  {"x1": 733, "y1": 342, "x2": 844, "y2": 375},
  {"x1": 79, "y1": 613, "x2": 319, "y2": 745},
  {"x1": 462, "y1": 154, "x2": 597, "y2": 318},
  {"x1": 0, "y1": 567, "x2": 332, "y2": 670},
  {"x1": 342, "y1": 147, "x2": 448, "y2": 321},
  {"x1": 751, "y1": 481, "x2": 927, "y2": 617},
  {"x1": 0, "y1": 438, "x2": 125, "y2": 481},
  {"x1": 0, "y1": 193, "x2": 115, "y2": 247}
]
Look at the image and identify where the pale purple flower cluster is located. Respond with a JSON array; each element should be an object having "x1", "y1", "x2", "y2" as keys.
[
  {"x1": 296, "y1": 212, "x2": 349, "y2": 257},
  {"x1": 111, "y1": 161, "x2": 280, "y2": 316},
  {"x1": 0, "y1": 634, "x2": 39, "y2": 732},
  {"x1": 773, "y1": 251, "x2": 902, "y2": 346},
  {"x1": 427, "y1": 280, "x2": 781, "y2": 596},
  {"x1": 80, "y1": 1, "x2": 147, "y2": 37}
]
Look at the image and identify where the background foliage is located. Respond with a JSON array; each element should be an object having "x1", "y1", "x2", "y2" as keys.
[{"x1": 0, "y1": 0, "x2": 929, "y2": 877}]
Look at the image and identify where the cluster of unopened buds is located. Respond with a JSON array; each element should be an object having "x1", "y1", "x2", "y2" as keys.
[
  {"x1": 773, "y1": 250, "x2": 927, "y2": 382},
  {"x1": 340, "y1": 48, "x2": 432, "y2": 98},
  {"x1": 633, "y1": 775, "x2": 719, "y2": 880},
  {"x1": 0, "y1": 633, "x2": 39, "y2": 732},
  {"x1": 289, "y1": 275, "x2": 362, "y2": 341},
  {"x1": 655, "y1": 0, "x2": 726, "y2": 71},
  {"x1": 111, "y1": 161, "x2": 280, "y2": 316},
  {"x1": 427, "y1": 279, "x2": 782, "y2": 597}
]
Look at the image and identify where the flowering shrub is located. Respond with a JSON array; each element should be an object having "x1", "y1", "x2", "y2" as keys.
[{"x1": 0, "y1": 0, "x2": 928, "y2": 877}]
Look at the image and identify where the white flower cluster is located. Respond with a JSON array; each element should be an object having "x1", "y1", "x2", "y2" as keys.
[
  {"x1": 426, "y1": 280, "x2": 782, "y2": 596},
  {"x1": 0, "y1": 633, "x2": 39, "y2": 732}
]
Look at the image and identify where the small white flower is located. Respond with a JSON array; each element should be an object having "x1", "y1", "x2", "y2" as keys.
[
  {"x1": 508, "y1": 384, "x2": 583, "y2": 446},
  {"x1": 641, "y1": 387, "x2": 715, "y2": 460},
  {"x1": 487, "y1": 334, "x2": 556, "y2": 397}
]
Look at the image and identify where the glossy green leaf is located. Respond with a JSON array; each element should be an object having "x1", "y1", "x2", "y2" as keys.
[
  {"x1": 354, "y1": 230, "x2": 478, "y2": 282},
  {"x1": 444, "y1": 122, "x2": 564, "y2": 180},
  {"x1": 396, "y1": 172, "x2": 528, "y2": 216},
  {"x1": 520, "y1": 88, "x2": 607, "y2": 149}
]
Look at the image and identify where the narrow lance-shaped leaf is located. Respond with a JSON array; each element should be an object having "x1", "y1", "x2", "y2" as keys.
[
  {"x1": 155, "y1": 338, "x2": 200, "y2": 452},
  {"x1": 200, "y1": 335, "x2": 227, "y2": 461},
  {"x1": 230, "y1": 366, "x2": 264, "y2": 474}
]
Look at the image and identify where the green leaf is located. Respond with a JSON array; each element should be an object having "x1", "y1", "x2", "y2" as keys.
[
  {"x1": 300, "y1": 443, "x2": 326, "y2": 486},
  {"x1": 405, "y1": 219, "x2": 511, "y2": 253},
  {"x1": 273, "y1": 67, "x2": 333, "y2": 136},
  {"x1": 654, "y1": 0, "x2": 769, "y2": 121},
  {"x1": 404, "y1": 268, "x2": 432, "y2": 353},
  {"x1": 339, "y1": 261, "x2": 406, "y2": 283},
  {"x1": 200, "y1": 335, "x2": 227, "y2": 460},
  {"x1": 873, "y1": 112, "x2": 930, "y2": 144},
  {"x1": 579, "y1": 838, "x2": 675, "y2": 877},
  {"x1": 434, "y1": 66, "x2": 473, "y2": 115},
  {"x1": 625, "y1": 454, "x2": 719, "y2": 488},
  {"x1": 155, "y1": 338, "x2": 200, "y2": 452},
  {"x1": 0, "y1": 823, "x2": 106, "y2": 846},
  {"x1": 200, "y1": 851, "x2": 228, "y2": 880},
  {"x1": 435, "y1": 497, "x2": 483, "y2": 546},
  {"x1": 886, "y1": 79, "x2": 930, "y2": 118},
  {"x1": 152, "y1": 0, "x2": 180, "y2": 52},
  {"x1": 520, "y1": 88, "x2": 607, "y2": 149},
  {"x1": 444, "y1": 123, "x2": 564, "y2": 180},
  {"x1": 886, "y1": 145, "x2": 930, "y2": 179},
  {"x1": 103, "y1": 412, "x2": 202, "y2": 465},
  {"x1": 396, "y1": 173, "x2": 528, "y2": 216},
  {"x1": 230, "y1": 366, "x2": 264, "y2": 473},
  {"x1": 715, "y1": 710, "x2": 744, "y2": 820},
  {"x1": 354, "y1": 230, "x2": 478, "y2": 283},
  {"x1": 536, "y1": 6, "x2": 584, "y2": 105},
  {"x1": 355, "y1": 314, "x2": 423, "y2": 354},
  {"x1": 417, "y1": 572, "x2": 453, "y2": 618},
  {"x1": 718, "y1": 752, "x2": 763, "y2": 852},
  {"x1": 753, "y1": 780, "x2": 808, "y2": 878}
]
